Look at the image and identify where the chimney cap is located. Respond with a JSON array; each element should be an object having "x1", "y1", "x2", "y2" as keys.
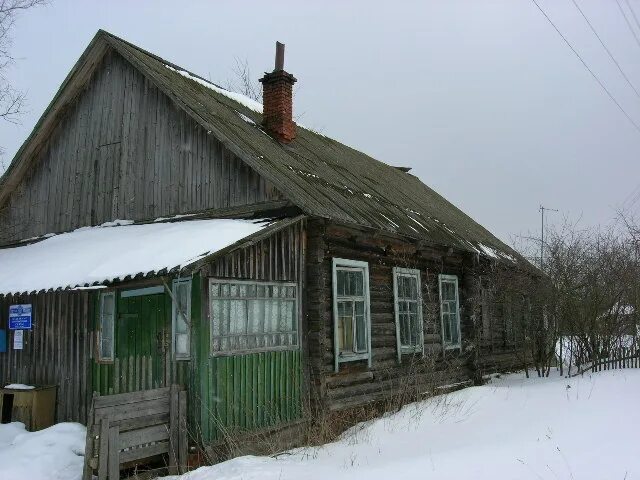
[{"x1": 275, "y1": 41, "x2": 285, "y2": 71}]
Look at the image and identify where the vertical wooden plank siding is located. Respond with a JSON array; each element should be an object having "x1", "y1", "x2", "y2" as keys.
[
  {"x1": 0, "y1": 50, "x2": 285, "y2": 245},
  {"x1": 0, "y1": 291, "x2": 93, "y2": 423},
  {"x1": 205, "y1": 351, "x2": 301, "y2": 441},
  {"x1": 196, "y1": 221, "x2": 306, "y2": 443}
]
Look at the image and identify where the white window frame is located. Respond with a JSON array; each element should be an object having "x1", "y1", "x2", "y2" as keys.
[
  {"x1": 208, "y1": 278, "x2": 299, "y2": 357},
  {"x1": 393, "y1": 267, "x2": 424, "y2": 361},
  {"x1": 438, "y1": 274, "x2": 462, "y2": 350},
  {"x1": 332, "y1": 258, "x2": 372, "y2": 372},
  {"x1": 172, "y1": 277, "x2": 192, "y2": 361},
  {"x1": 98, "y1": 291, "x2": 116, "y2": 362}
]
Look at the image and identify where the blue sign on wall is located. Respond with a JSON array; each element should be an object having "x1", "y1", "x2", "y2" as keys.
[{"x1": 9, "y1": 304, "x2": 32, "y2": 330}]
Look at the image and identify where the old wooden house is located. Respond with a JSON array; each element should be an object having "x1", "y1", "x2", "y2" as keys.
[{"x1": 0, "y1": 31, "x2": 531, "y2": 453}]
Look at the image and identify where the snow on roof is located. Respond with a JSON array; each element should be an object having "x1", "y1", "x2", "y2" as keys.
[
  {"x1": 165, "y1": 65, "x2": 264, "y2": 113},
  {"x1": 0, "y1": 219, "x2": 267, "y2": 295}
]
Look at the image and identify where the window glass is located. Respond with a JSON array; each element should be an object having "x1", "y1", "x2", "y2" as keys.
[
  {"x1": 99, "y1": 292, "x2": 115, "y2": 361},
  {"x1": 333, "y1": 260, "x2": 371, "y2": 371},
  {"x1": 439, "y1": 276, "x2": 461, "y2": 348},
  {"x1": 210, "y1": 280, "x2": 298, "y2": 355},
  {"x1": 355, "y1": 301, "x2": 367, "y2": 352},
  {"x1": 338, "y1": 301, "x2": 354, "y2": 353},
  {"x1": 394, "y1": 269, "x2": 423, "y2": 355},
  {"x1": 173, "y1": 278, "x2": 191, "y2": 360}
]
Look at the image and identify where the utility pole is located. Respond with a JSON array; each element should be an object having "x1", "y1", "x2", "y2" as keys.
[{"x1": 540, "y1": 205, "x2": 558, "y2": 269}]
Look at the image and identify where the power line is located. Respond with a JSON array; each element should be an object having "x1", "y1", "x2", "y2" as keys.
[
  {"x1": 530, "y1": 0, "x2": 640, "y2": 135},
  {"x1": 621, "y1": 183, "x2": 640, "y2": 207},
  {"x1": 624, "y1": 0, "x2": 640, "y2": 32},
  {"x1": 570, "y1": 0, "x2": 640, "y2": 101},
  {"x1": 616, "y1": 0, "x2": 640, "y2": 51}
]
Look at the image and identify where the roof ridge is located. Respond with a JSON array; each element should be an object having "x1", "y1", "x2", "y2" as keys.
[{"x1": 100, "y1": 29, "x2": 261, "y2": 111}]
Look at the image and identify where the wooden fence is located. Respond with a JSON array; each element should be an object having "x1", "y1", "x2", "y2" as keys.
[
  {"x1": 82, "y1": 385, "x2": 187, "y2": 480},
  {"x1": 588, "y1": 345, "x2": 640, "y2": 372},
  {"x1": 571, "y1": 345, "x2": 640, "y2": 376}
]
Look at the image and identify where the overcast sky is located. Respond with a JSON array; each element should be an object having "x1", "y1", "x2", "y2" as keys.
[{"x1": 1, "y1": 0, "x2": 639, "y2": 246}]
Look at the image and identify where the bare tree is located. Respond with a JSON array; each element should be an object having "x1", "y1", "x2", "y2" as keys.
[
  {"x1": 225, "y1": 57, "x2": 262, "y2": 102},
  {"x1": 0, "y1": 0, "x2": 46, "y2": 120},
  {"x1": 0, "y1": 0, "x2": 46, "y2": 170}
]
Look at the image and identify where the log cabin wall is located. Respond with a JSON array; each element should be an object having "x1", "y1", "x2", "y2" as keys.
[
  {"x1": 0, "y1": 50, "x2": 285, "y2": 245},
  {"x1": 305, "y1": 219, "x2": 523, "y2": 412},
  {"x1": 0, "y1": 291, "x2": 94, "y2": 423}
]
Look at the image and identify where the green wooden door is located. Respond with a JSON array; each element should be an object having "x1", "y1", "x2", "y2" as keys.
[
  {"x1": 115, "y1": 292, "x2": 170, "y2": 392},
  {"x1": 93, "y1": 289, "x2": 171, "y2": 395}
]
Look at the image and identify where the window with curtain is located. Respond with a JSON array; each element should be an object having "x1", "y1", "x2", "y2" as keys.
[
  {"x1": 98, "y1": 291, "x2": 115, "y2": 361},
  {"x1": 172, "y1": 278, "x2": 192, "y2": 360},
  {"x1": 209, "y1": 280, "x2": 298, "y2": 355},
  {"x1": 439, "y1": 274, "x2": 461, "y2": 349},
  {"x1": 393, "y1": 267, "x2": 423, "y2": 358},
  {"x1": 332, "y1": 258, "x2": 371, "y2": 371}
]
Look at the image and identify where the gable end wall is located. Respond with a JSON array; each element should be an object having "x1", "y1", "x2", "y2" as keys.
[{"x1": 0, "y1": 50, "x2": 285, "y2": 244}]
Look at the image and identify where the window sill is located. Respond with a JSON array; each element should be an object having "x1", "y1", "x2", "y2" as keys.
[
  {"x1": 210, "y1": 345, "x2": 300, "y2": 358},
  {"x1": 338, "y1": 352, "x2": 370, "y2": 363},
  {"x1": 400, "y1": 346, "x2": 423, "y2": 354}
]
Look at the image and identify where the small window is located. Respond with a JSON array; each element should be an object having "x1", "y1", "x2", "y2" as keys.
[
  {"x1": 332, "y1": 258, "x2": 371, "y2": 372},
  {"x1": 439, "y1": 274, "x2": 461, "y2": 349},
  {"x1": 209, "y1": 280, "x2": 298, "y2": 355},
  {"x1": 98, "y1": 292, "x2": 115, "y2": 362},
  {"x1": 393, "y1": 267, "x2": 424, "y2": 359},
  {"x1": 172, "y1": 278, "x2": 192, "y2": 360}
]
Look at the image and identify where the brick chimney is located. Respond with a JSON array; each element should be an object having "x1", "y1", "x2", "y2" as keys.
[{"x1": 260, "y1": 42, "x2": 297, "y2": 143}]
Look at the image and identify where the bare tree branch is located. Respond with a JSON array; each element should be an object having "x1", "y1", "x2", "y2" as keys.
[
  {"x1": 0, "y1": 0, "x2": 46, "y2": 121},
  {"x1": 225, "y1": 57, "x2": 262, "y2": 102}
]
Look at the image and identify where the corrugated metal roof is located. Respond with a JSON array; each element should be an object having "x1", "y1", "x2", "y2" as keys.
[{"x1": 0, "y1": 218, "x2": 270, "y2": 295}]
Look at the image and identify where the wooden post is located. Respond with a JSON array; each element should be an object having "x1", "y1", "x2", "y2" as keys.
[
  {"x1": 168, "y1": 384, "x2": 179, "y2": 474},
  {"x1": 82, "y1": 393, "x2": 96, "y2": 480},
  {"x1": 178, "y1": 389, "x2": 188, "y2": 474},
  {"x1": 98, "y1": 418, "x2": 110, "y2": 480},
  {"x1": 108, "y1": 426, "x2": 120, "y2": 480}
]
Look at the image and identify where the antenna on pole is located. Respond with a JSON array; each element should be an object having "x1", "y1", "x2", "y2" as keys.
[{"x1": 539, "y1": 205, "x2": 558, "y2": 269}]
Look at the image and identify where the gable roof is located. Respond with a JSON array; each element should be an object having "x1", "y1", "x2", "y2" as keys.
[{"x1": 0, "y1": 30, "x2": 519, "y2": 262}]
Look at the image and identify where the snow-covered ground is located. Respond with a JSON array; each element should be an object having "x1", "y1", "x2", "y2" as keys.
[
  {"x1": 166, "y1": 370, "x2": 640, "y2": 480},
  {"x1": 0, "y1": 371, "x2": 637, "y2": 480},
  {"x1": 0, "y1": 422, "x2": 85, "y2": 480}
]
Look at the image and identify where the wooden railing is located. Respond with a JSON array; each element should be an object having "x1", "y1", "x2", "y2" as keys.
[{"x1": 82, "y1": 385, "x2": 187, "y2": 480}]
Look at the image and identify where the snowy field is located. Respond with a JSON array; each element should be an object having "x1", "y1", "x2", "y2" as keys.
[
  {"x1": 0, "y1": 370, "x2": 638, "y2": 480},
  {"x1": 167, "y1": 370, "x2": 640, "y2": 480}
]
